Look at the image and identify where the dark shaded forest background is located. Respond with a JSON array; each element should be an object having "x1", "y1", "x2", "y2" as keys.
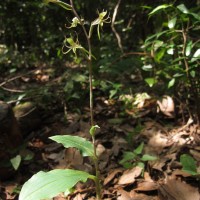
[{"x1": 1, "y1": 0, "x2": 199, "y2": 111}]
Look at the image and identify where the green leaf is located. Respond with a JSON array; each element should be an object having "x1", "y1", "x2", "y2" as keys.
[
  {"x1": 141, "y1": 154, "x2": 157, "y2": 161},
  {"x1": 168, "y1": 78, "x2": 175, "y2": 88},
  {"x1": 109, "y1": 89, "x2": 117, "y2": 99},
  {"x1": 190, "y1": 70, "x2": 196, "y2": 78},
  {"x1": 149, "y1": 4, "x2": 172, "y2": 15},
  {"x1": 73, "y1": 74, "x2": 87, "y2": 82},
  {"x1": 191, "y1": 49, "x2": 200, "y2": 62},
  {"x1": 120, "y1": 151, "x2": 137, "y2": 164},
  {"x1": 180, "y1": 154, "x2": 197, "y2": 175},
  {"x1": 136, "y1": 162, "x2": 145, "y2": 169},
  {"x1": 177, "y1": 4, "x2": 189, "y2": 14},
  {"x1": 145, "y1": 30, "x2": 169, "y2": 43},
  {"x1": 50, "y1": 135, "x2": 95, "y2": 158},
  {"x1": 19, "y1": 169, "x2": 95, "y2": 200},
  {"x1": 89, "y1": 125, "x2": 100, "y2": 136},
  {"x1": 155, "y1": 48, "x2": 166, "y2": 62},
  {"x1": 134, "y1": 142, "x2": 144, "y2": 155},
  {"x1": 44, "y1": 0, "x2": 72, "y2": 10},
  {"x1": 168, "y1": 17, "x2": 177, "y2": 29},
  {"x1": 22, "y1": 150, "x2": 34, "y2": 161},
  {"x1": 167, "y1": 47, "x2": 174, "y2": 55},
  {"x1": 145, "y1": 78, "x2": 157, "y2": 87},
  {"x1": 10, "y1": 155, "x2": 21, "y2": 170},
  {"x1": 186, "y1": 41, "x2": 192, "y2": 56},
  {"x1": 189, "y1": 12, "x2": 200, "y2": 21},
  {"x1": 173, "y1": 73, "x2": 183, "y2": 78},
  {"x1": 142, "y1": 64, "x2": 153, "y2": 71},
  {"x1": 153, "y1": 40, "x2": 164, "y2": 51}
]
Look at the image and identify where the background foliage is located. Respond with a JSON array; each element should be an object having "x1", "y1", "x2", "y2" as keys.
[{"x1": 0, "y1": 0, "x2": 199, "y2": 117}]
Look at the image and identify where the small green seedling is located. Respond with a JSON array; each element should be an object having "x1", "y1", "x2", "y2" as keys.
[
  {"x1": 180, "y1": 154, "x2": 199, "y2": 176},
  {"x1": 19, "y1": 0, "x2": 109, "y2": 199},
  {"x1": 9, "y1": 147, "x2": 34, "y2": 170},
  {"x1": 120, "y1": 142, "x2": 157, "y2": 170}
]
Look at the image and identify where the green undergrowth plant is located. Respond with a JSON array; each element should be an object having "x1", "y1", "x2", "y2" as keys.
[
  {"x1": 141, "y1": 3, "x2": 200, "y2": 120},
  {"x1": 19, "y1": 0, "x2": 110, "y2": 199},
  {"x1": 180, "y1": 154, "x2": 200, "y2": 176},
  {"x1": 119, "y1": 142, "x2": 157, "y2": 171}
]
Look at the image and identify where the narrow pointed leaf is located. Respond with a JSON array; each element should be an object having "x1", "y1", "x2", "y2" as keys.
[
  {"x1": 44, "y1": 0, "x2": 72, "y2": 10},
  {"x1": 134, "y1": 142, "x2": 144, "y2": 155},
  {"x1": 120, "y1": 151, "x2": 136, "y2": 164},
  {"x1": 149, "y1": 4, "x2": 172, "y2": 15},
  {"x1": 168, "y1": 17, "x2": 177, "y2": 29},
  {"x1": 168, "y1": 78, "x2": 175, "y2": 88},
  {"x1": 50, "y1": 135, "x2": 95, "y2": 158},
  {"x1": 177, "y1": 4, "x2": 189, "y2": 14},
  {"x1": 185, "y1": 41, "x2": 192, "y2": 56},
  {"x1": 191, "y1": 49, "x2": 200, "y2": 62},
  {"x1": 141, "y1": 154, "x2": 157, "y2": 161},
  {"x1": 19, "y1": 169, "x2": 94, "y2": 200}
]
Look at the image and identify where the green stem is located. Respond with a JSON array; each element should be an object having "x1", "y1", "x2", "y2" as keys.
[
  {"x1": 92, "y1": 136, "x2": 101, "y2": 200},
  {"x1": 69, "y1": 1, "x2": 101, "y2": 199}
]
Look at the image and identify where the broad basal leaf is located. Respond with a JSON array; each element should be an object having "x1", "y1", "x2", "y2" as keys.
[
  {"x1": 19, "y1": 169, "x2": 95, "y2": 200},
  {"x1": 50, "y1": 135, "x2": 95, "y2": 158}
]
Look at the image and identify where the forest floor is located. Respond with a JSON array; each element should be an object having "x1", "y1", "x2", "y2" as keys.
[{"x1": 0, "y1": 64, "x2": 200, "y2": 200}]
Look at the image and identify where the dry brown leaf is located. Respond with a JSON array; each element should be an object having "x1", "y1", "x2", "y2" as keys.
[
  {"x1": 112, "y1": 136, "x2": 128, "y2": 156},
  {"x1": 96, "y1": 144, "x2": 106, "y2": 157},
  {"x1": 64, "y1": 148, "x2": 84, "y2": 169},
  {"x1": 54, "y1": 194, "x2": 67, "y2": 200},
  {"x1": 119, "y1": 124, "x2": 135, "y2": 134},
  {"x1": 104, "y1": 169, "x2": 123, "y2": 186},
  {"x1": 117, "y1": 189, "x2": 132, "y2": 200},
  {"x1": 61, "y1": 121, "x2": 80, "y2": 135},
  {"x1": 157, "y1": 95, "x2": 175, "y2": 117},
  {"x1": 4, "y1": 183, "x2": 17, "y2": 200},
  {"x1": 143, "y1": 172, "x2": 153, "y2": 181},
  {"x1": 134, "y1": 181, "x2": 158, "y2": 191},
  {"x1": 79, "y1": 120, "x2": 92, "y2": 138},
  {"x1": 72, "y1": 193, "x2": 84, "y2": 200},
  {"x1": 118, "y1": 166, "x2": 143, "y2": 185},
  {"x1": 130, "y1": 190, "x2": 158, "y2": 200},
  {"x1": 146, "y1": 132, "x2": 169, "y2": 154},
  {"x1": 158, "y1": 178, "x2": 200, "y2": 200},
  {"x1": 45, "y1": 142, "x2": 63, "y2": 152},
  {"x1": 189, "y1": 149, "x2": 200, "y2": 162},
  {"x1": 45, "y1": 150, "x2": 65, "y2": 162},
  {"x1": 171, "y1": 169, "x2": 191, "y2": 178}
]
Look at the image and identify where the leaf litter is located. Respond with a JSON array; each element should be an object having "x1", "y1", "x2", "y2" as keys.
[{"x1": 1, "y1": 79, "x2": 200, "y2": 199}]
